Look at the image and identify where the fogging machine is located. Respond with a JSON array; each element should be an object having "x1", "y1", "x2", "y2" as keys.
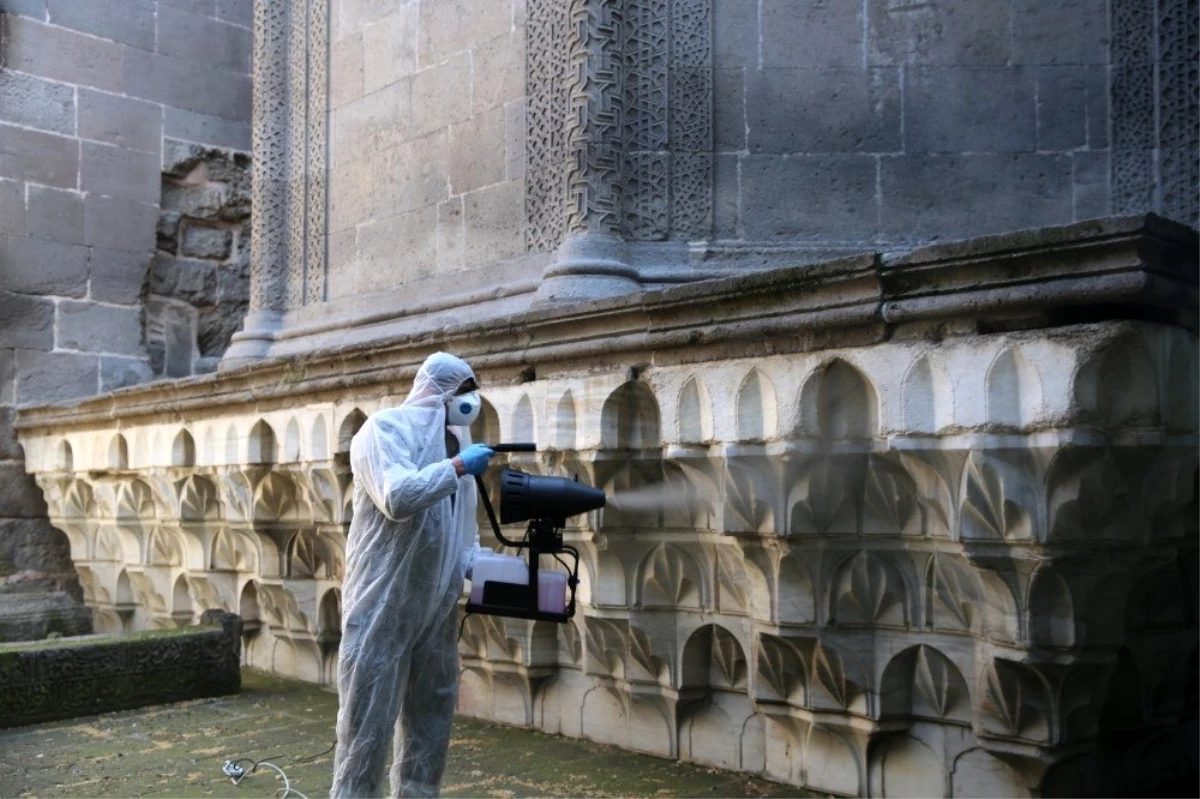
[{"x1": 467, "y1": 443, "x2": 605, "y2": 623}]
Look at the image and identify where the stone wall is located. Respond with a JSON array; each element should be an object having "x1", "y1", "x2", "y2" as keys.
[
  {"x1": 327, "y1": 0, "x2": 528, "y2": 300},
  {"x1": 0, "y1": 0, "x2": 252, "y2": 639},
  {"x1": 15, "y1": 217, "x2": 1199, "y2": 795}
]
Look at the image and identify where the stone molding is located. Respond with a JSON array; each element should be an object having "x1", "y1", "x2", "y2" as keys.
[{"x1": 16, "y1": 215, "x2": 1197, "y2": 431}]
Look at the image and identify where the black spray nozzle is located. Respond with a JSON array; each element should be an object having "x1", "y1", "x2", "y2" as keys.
[
  {"x1": 499, "y1": 468, "x2": 606, "y2": 525},
  {"x1": 488, "y1": 442, "x2": 537, "y2": 453}
]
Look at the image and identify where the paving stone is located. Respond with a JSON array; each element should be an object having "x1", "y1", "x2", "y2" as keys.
[
  {"x1": 79, "y1": 89, "x2": 163, "y2": 153},
  {"x1": 0, "y1": 234, "x2": 89, "y2": 296},
  {"x1": 14, "y1": 348, "x2": 98, "y2": 406},
  {"x1": 25, "y1": 185, "x2": 84, "y2": 245},
  {"x1": 0, "y1": 70, "x2": 75, "y2": 135},
  {"x1": 0, "y1": 291, "x2": 54, "y2": 350},
  {"x1": 80, "y1": 141, "x2": 162, "y2": 203},
  {"x1": 57, "y1": 299, "x2": 143, "y2": 355},
  {"x1": 0, "y1": 125, "x2": 78, "y2": 189},
  {"x1": 158, "y1": 5, "x2": 253, "y2": 74},
  {"x1": 46, "y1": 0, "x2": 156, "y2": 50}
]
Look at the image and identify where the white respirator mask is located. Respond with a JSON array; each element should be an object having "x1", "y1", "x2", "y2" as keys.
[{"x1": 447, "y1": 391, "x2": 482, "y2": 426}]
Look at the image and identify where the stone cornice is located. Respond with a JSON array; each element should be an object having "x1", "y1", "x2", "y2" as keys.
[{"x1": 15, "y1": 215, "x2": 1197, "y2": 432}]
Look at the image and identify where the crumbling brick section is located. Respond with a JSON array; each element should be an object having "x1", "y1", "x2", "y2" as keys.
[{"x1": 146, "y1": 141, "x2": 252, "y2": 377}]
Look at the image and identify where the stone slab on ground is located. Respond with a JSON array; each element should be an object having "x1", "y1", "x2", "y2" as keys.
[{"x1": 0, "y1": 669, "x2": 817, "y2": 798}]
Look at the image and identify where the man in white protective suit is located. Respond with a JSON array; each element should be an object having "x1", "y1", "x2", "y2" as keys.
[{"x1": 331, "y1": 352, "x2": 495, "y2": 798}]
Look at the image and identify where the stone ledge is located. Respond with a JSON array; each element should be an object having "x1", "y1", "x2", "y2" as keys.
[
  {"x1": 13, "y1": 214, "x2": 1198, "y2": 432},
  {"x1": 0, "y1": 610, "x2": 240, "y2": 728}
]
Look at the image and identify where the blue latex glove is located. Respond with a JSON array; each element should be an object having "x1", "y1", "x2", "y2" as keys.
[{"x1": 458, "y1": 444, "x2": 495, "y2": 476}]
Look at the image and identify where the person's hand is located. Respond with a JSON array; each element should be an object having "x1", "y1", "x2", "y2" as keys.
[{"x1": 456, "y1": 444, "x2": 495, "y2": 476}]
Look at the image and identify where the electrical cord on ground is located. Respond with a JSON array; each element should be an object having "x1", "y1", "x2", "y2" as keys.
[{"x1": 221, "y1": 741, "x2": 334, "y2": 798}]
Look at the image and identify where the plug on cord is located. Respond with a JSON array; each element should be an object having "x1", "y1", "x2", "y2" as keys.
[{"x1": 222, "y1": 760, "x2": 245, "y2": 780}]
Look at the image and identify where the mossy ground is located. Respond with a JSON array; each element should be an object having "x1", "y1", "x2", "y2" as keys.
[{"x1": 0, "y1": 669, "x2": 817, "y2": 798}]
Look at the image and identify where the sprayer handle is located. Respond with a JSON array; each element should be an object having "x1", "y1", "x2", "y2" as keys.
[{"x1": 490, "y1": 443, "x2": 537, "y2": 452}]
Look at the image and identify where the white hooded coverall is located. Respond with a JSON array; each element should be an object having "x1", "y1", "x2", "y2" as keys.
[{"x1": 331, "y1": 352, "x2": 482, "y2": 798}]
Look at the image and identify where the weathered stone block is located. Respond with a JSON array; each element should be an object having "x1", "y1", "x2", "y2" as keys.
[
  {"x1": 14, "y1": 349, "x2": 98, "y2": 405},
  {"x1": 145, "y1": 298, "x2": 196, "y2": 377},
  {"x1": 746, "y1": 67, "x2": 901, "y2": 154},
  {"x1": 740, "y1": 154, "x2": 877, "y2": 240},
  {"x1": 58, "y1": 300, "x2": 143, "y2": 356},
  {"x1": 89, "y1": 247, "x2": 151, "y2": 305},
  {"x1": 328, "y1": 157, "x2": 374, "y2": 233},
  {"x1": 504, "y1": 99, "x2": 526, "y2": 181},
  {"x1": 336, "y1": 0, "x2": 392, "y2": 37},
  {"x1": 331, "y1": 33, "x2": 365, "y2": 110},
  {"x1": 362, "y1": 4, "x2": 417, "y2": 95},
  {"x1": 0, "y1": 70, "x2": 75, "y2": 135},
  {"x1": 216, "y1": 0, "x2": 252, "y2": 28},
  {"x1": 46, "y1": 0, "x2": 155, "y2": 50},
  {"x1": 160, "y1": 0, "x2": 217, "y2": 16},
  {"x1": 713, "y1": 153, "x2": 740, "y2": 239},
  {"x1": 761, "y1": 0, "x2": 863, "y2": 68},
  {"x1": 157, "y1": 211, "x2": 181, "y2": 252},
  {"x1": 330, "y1": 80, "x2": 410, "y2": 166},
  {"x1": 0, "y1": 0, "x2": 46, "y2": 18},
  {"x1": 2, "y1": 14, "x2": 125, "y2": 92},
  {"x1": 197, "y1": 302, "x2": 245, "y2": 357},
  {"x1": 1012, "y1": 0, "x2": 1108, "y2": 65},
  {"x1": 1073, "y1": 151, "x2": 1111, "y2": 221},
  {"x1": 472, "y1": 30, "x2": 524, "y2": 112},
  {"x1": 0, "y1": 462, "x2": 48, "y2": 517},
  {"x1": 373, "y1": 131, "x2": 449, "y2": 218},
  {"x1": 158, "y1": 5, "x2": 252, "y2": 74},
  {"x1": 85, "y1": 195, "x2": 157, "y2": 252},
  {"x1": 0, "y1": 351, "x2": 13, "y2": 405},
  {"x1": 81, "y1": 141, "x2": 161, "y2": 203},
  {"x1": 410, "y1": 53, "x2": 472, "y2": 137},
  {"x1": 357, "y1": 206, "x2": 438, "y2": 285},
  {"x1": 0, "y1": 291, "x2": 54, "y2": 350},
  {"x1": 449, "y1": 106, "x2": 506, "y2": 194},
  {"x1": 713, "y1": 68, "x2": 745, "y2": 152},
  {"x1": 0, "y1": 235, "x2": 89, "y2": 296},
  {"x1": 463, "y1": 180, "x2": 523, "y2": 267},
  {"x1": 418, "y1": 0, "x2": 510, "y2": 67},
  {"x1": 880, "y1": 152, "x2": 1074, "y2": 238},
  {"x1": 0, "y1": 406, "x2": 20, "y2": 460},
  {"x1": 436, "y1": 196, "x2": 465, "y2": 272},
  {"x1": 99, "y1": 355, "x2": 153, "y2": 392},
  {"x1": 714, "y1": 0, "x2": 758, "y2": 69},
  {"x1": 123, "y1": 49, "x2": 252, "y2": 121},
  {"x1": 175, "y1": 258, "x2": 219, "y2": 306},
  {"x1": 80, "y1": 89, "x2": 163, "y2": 153},
  {"x1": 905, "y1": 66, "x2": 1036, "y2": 153},
  {"x1": 1036, "y1": 66, "x2": 1109, "y2": 151},
  {"x1": 25, "y1": 185, "x2": 84, "y2": 245},
  {"x1": 0, "y1": 178, "x2": 23, "y2": 236},
  {"x1": 0, "y1": 125, "x2": 77, "y2": 189},
  {"x1": 867, "y1": 0, "x2": 1010, "y2": 66},
  {"x1": 180, "y1": 225, "x2": 232, "y2": 259}
]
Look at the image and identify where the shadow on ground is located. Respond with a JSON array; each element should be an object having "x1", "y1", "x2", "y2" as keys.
[{"x1": 0, "y1": 669, "x2": 818, "y2": 798}]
